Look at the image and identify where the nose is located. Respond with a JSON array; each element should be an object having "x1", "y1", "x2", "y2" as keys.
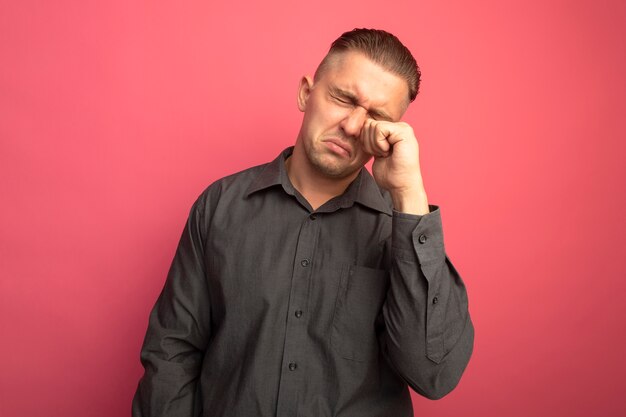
[{"x1": 339, "y1": 106, "x2": 367, "y2": 139}]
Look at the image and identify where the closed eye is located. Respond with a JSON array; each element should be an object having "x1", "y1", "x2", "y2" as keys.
[
  {"x1": 330, "y1": 93, "x2": 353, "y2": 106},
  {"x1": 328, "y1": 86, "x2": 358, "y2": 105},
  {"x1": 328, "y1": 85, "x2": 394, "y2": 121},
  {"x1": 368, "y1": 111, "x2": 388, "y2": 121}
]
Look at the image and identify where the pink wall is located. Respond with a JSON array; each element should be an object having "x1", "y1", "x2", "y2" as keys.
[{"x1": 1, "y1": 1, "x2": 625, "y2": 416}]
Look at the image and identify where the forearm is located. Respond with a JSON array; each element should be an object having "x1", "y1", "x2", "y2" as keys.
[
  {"x1": 389, "y1": 181, "x2": 429, "y2": 216},
  {"x1": 133, "y1": 198, "x2": 211, "y2": 416},
  {"x1": 382, "y1": 207, "x2": 474, "y2": 399},
  {"x1": 133, "y1": 307, "x2": 205, "y2": 416}
]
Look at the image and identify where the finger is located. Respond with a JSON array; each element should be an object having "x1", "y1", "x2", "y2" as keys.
[
  {"x1": 367, "y1": 120, "x2": 391, "y2": 157},
  {"x1": 358, "y1": 119, "x2": 375, "y2": 155},
  {"x1": 361, "y1": 119, "x2": 390, "y2": 157},
  {"x1": 373, "y1": 121, "x2": 392, "y2": 155}
]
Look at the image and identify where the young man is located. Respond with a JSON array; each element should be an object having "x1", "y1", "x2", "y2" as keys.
[{"x1": 133, "y1": 28, "x2": 474, "y2": 417}]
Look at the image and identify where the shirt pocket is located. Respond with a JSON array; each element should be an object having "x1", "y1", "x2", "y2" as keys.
[{"x1": 330, "y1": 264, "x2": 389, "y2": 362}]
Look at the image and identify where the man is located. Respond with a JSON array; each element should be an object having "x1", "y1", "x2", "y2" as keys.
[{"x1": 133, "y1": 28, "x2": 474, "y2": 417}]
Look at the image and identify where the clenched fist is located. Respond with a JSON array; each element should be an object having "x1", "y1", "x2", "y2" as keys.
[{"x1": 359, "y1": 119, "x2": 430, "y2": 215}]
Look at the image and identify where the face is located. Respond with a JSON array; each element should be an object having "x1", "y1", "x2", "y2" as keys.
[{"x1": 295, "y1": 51, "x2": 410, "y2": 179}]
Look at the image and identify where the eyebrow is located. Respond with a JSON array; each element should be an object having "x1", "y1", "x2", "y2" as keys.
[{"x1": 329, "y1": 86, "x2": 393, "y2": 122}]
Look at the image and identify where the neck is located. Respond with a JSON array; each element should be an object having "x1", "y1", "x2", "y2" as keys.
[{"x1": 285, "y1": 145, "x2": 358, "y2": 211}]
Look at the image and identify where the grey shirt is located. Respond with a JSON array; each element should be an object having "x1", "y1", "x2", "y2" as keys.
[{"x1": 133, "y1": 147, "x2": 474, "y2": 417}]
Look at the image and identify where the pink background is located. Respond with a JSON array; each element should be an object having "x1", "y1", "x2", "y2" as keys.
[{"x1": 1, "y1": 0, "x2": 625, "y2": 416}]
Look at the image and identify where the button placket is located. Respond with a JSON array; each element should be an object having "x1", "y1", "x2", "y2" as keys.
[{"x1": 275, "y1": 214, "x2": 320, "y2": 415}]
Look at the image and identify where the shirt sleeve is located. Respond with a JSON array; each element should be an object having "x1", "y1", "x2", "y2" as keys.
[
  {"x1": 381, "y1": 205, "x2": 474, "y2": 400},
  {"x1": 132, "y1": 195, "x2": 211, "y2": 417}
]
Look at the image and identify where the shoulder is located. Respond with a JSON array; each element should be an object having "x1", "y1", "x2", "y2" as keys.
[
  {"x1": 191, "y1": 162, "x2": 270, "y2": 214},
  {"x1": 209, "y1": 162, "x2": 269, "y2": 194}
]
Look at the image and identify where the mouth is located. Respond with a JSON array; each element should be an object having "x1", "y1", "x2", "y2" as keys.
[{"x1": 323, "y1": 138, "x2": 352, "y2": 158}]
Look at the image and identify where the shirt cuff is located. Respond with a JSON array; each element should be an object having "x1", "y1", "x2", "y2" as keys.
[{"x1": 392, "y1": 205, "x2": 445, "y2": 265}]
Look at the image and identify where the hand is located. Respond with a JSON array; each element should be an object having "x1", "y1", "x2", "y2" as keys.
[{"x1": 359, "y1": 119, "x2": 430, "y2": 215}]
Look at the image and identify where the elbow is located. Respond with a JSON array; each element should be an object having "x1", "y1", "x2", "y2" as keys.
[
  {"x1": 389, "y1": 351, "x2": 468, "y2": 401},
  {"x1": 400, "y1": 317, "x2": 475, "y2": 400},
  {"x1": 406, "y1": 365, "x2": 463, "y2": 400},
  {"x1": 419, "y1": 390, "x2": 448, "y2": 401},
  {"x1": 413, "y1": 378, "x2": 457, "y2": 401}
]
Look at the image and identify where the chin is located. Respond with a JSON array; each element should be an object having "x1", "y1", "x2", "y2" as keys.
[
  {"x1": 304, "y1": 144, "x2": 360, "y2": 179},
  {"x1": 316, "y1": 161, "x2": 360, "y2": 179}
]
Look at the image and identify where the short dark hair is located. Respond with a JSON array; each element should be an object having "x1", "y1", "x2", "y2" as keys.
[{"x1": 314, "y1": 28, "x2": 421, "y2": 102}]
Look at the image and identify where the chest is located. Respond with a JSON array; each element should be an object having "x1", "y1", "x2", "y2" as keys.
[{"x1": 204, "y1": 195, "x2": 391, "y2": 325}]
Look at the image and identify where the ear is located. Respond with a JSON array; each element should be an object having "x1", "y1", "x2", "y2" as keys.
[{"x1": 297, "y1": 75, "x2": 314, "y2": 112}]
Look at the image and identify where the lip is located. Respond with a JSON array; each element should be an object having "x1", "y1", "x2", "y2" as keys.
[{"x1": 323, "y1": 138, "x2": 352, "y2": 158}]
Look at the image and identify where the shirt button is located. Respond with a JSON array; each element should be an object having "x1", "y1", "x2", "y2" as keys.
[
  {"x1": 295, "y1": 310, "x2": 303, "y2": 318},
  {"x1": 309, "y1": 214, "x2": 317, "y2": 220},
  {"x1": 418, "y1": 234, "x2": 427, "y2": 244},
  {"x1": 433, "y1": 296, "x2": 439, "y2": 304},
  {"x1": 300, "y1": 259, "x2": 310, "y2": 267},
  {"x1": 288, "y1": 362, "x2": 297, "y2": 371}
]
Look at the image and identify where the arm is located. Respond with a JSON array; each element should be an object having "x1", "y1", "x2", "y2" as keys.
[
  {"x1": 382, "y1": 207, "x2": 474, "y2": 399},
  {"x1": 360, "y1": 119, "x2": 474, "y2": 399},
  {"x1": 132, "y1": 195, "x2": 211, "y2": 416}
]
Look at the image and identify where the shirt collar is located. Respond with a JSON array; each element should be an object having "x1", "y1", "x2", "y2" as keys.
[
  {"x1": 354, "y1": 167, "x2": 393, "y2": 216},
  {"x1": 245, "y1": 147, "x2": 295, "y2": 196},
  {"x1": 246, "y1": 147, "x2": 392, "y2": 216}
]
